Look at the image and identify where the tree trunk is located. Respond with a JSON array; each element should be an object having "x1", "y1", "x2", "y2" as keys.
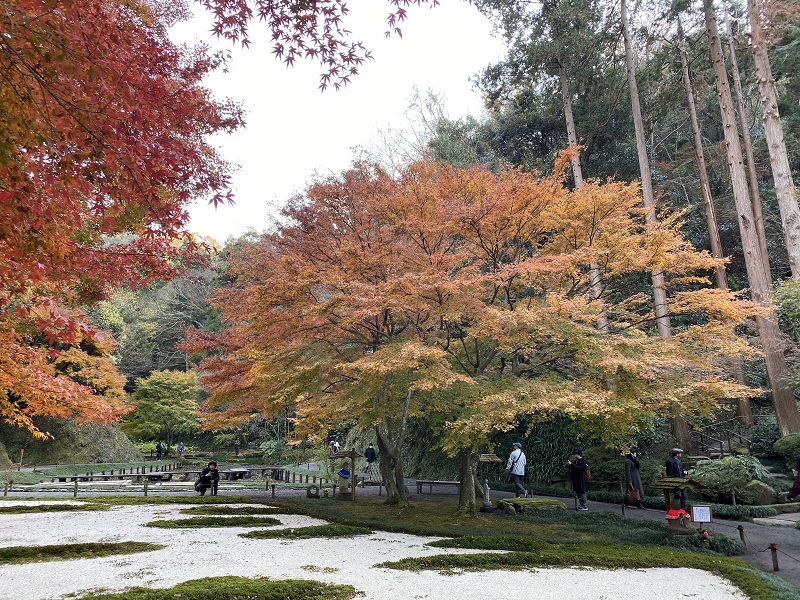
[
  {"x1": 622, "y1": 0, "x2": 690, "y2": 449},
  {"x1": 679, "y1": 38, "x2": 728, "y2": 290},
  {"x1": 704, "y1": 0, "x2": 800, "y2": 434},
  {"x1": 375, "y1": 424, "x2": 409, "y2": 506},
  {"x1": 559, "y1": 60, "x2": 608, "y2": 335},
  {"x1": 724, "y1": 5, "x2": 771, "y2": 280},
  {"x1": 679, "y1": 29, "x2": 754, "y2": 426},
  {"x1": 374, "y1": 387, "x2": 413, "y2": 506},
  {"x1": 747, "y1": 0, "x2": 800, "y2": 279},
  {"x1": 621, "y1": 0, "x2": 672, "y2": 341},
  {"x1": 457, "y1": 450, "x2": 480, "y2": 517}
]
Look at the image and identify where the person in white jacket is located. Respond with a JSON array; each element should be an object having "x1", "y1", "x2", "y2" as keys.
[{"x1": 506, "y1": 442, "x2": 528, "y2": 498}]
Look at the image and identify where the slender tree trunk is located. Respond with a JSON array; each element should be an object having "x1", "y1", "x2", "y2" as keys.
[
  {"x1": 374, "y1": 387, "x2": 413, "y2": 506},
  {"x1": 679, "y1": 30, "x2": 754, "y2": 427},
  {"x1": 621, "y1": 0, "x2": 691, "y2": 450},
  {"x1": 559, "y1": 61, "x2": 608, "y2": 335},
  {"x1": 747, "y1": 0, "x2": 800, "y2": 279},
  {"x1": 457, "y1": 450, "x2": 480, "y2": 517},
  {"x1": 620, "y1": 0, "x2": 672, "y2": 340},
  {"x1": 679, "y1": 39, "x2": 728, "y2": 290},
  {"x1": 704, "y1": 0, "x2": 800, "y2": 434},
  {"x1": 724, "y1": 4, "x2": 771, "y2": 280}
]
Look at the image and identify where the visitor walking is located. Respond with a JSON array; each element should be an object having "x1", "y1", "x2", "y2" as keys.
[
  {"x1": 234, "y1": 437, "x2": 240, "y2": 457},
  {"x1": 666, "y1": 448, "x2": 688, "y2": 509},
  {"x1": 156, "y1": 440, "x2": 164, "y2": 461},
  {"x1": 567, "y1": 448, "x2": 589, "y2": 510},
  {"x1": 176, "y1": 442, "x2": 185, "y2": 459},
  {"x1": 506, "y1": 442, "x2": 527, "y2": 498},
  {"x1": 364, "y1": 443, "x2": 376, "y2": 467},
  {"x1": 625, "y1": 447, "x2": 646, "y2": 509}
]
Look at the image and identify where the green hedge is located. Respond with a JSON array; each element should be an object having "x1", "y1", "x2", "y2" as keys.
[{"x1": 495, "y1": 482, "x2": 779, "y2": 520}]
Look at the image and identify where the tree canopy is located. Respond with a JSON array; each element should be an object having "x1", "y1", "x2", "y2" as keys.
[
  {"x1": 185, "y1": 158, "x2": 760, "y2": 503},
  {"x1": 0, "y1": 0, "x2": 241, "y2": 436}
]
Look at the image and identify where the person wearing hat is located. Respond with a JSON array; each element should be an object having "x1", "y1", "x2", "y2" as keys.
[
  {"x1": 666, "y1": 448, "x2": 688, "y2": 509},
  {"x1": 567, "y1": 448, "x2": 589, "y2": 510},
  {"x1": 506, "y1": 442, "x2": 528, "y2": 498}
]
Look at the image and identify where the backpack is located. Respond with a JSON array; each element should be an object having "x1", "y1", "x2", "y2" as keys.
[{"x1": 585, "y1": 464, "x2": 592, "y2": 479}]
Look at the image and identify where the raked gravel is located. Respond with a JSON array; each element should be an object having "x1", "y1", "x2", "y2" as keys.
[{"x1": 0, "y1": 499, "x2": 748, "y2": 600}]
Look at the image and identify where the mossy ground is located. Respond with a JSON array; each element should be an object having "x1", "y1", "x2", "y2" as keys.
[
  {"x1": 5, "y1": 495, "x2": 796, "y2": 599},
  {"x1": 0, "y1": 503, "x2": 109, "y2": 514},
  {"x1": 146, "y1": 515, "x2": 282, "y2": 528},
  {"x1": 0, "y1": 542, "x2": 163, "y2": 565},
  {"x1": 240, "y1": 524, "x2": 373, "y2": 539},
  {"x1": 64, "y1": 576, "x2": 356, "y2": 599}
]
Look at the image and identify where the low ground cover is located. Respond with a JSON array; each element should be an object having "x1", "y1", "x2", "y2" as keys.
[
  {"x1": 240, "y1": 524, "x2": 374, "y2": 539},
  {"x1": 0, "y1": 542, "x2": 163, "y2": 565},
  {"x1": 0, "y1": 503, "x2": 109, "y2": 514},
  {"x1": 81, "y1": 576, "x2": 357, "y2": 600},
  {"x1": 8, "y1": 494, "x2": 794, "y2": 599},
  {"x1": 146, "y1": 515, "x2": 282, "y2": 528}
]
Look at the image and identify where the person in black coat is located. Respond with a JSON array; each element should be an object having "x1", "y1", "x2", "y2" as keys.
[
  {"x1": 666, "y1": 448, "x2": 687, "y2": 509},
  {"x1": 364, "y1": 443, "x2": 376, "y2": 466},
  {"x1": 567, "y1": 448, "x2": 589, "y2": 510},
  {"x1": 195, "y1": 461, "x2": 220, "y2": 496},
  {"x1": 625, "y1": 448, "x2": 646, "y2": 509}
]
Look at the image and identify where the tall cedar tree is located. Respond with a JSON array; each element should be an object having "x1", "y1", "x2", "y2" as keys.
[{"x1": 185, "y1": 160, "x2": 760, "y2": 510}]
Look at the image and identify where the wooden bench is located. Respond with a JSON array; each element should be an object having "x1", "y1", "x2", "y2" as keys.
[
  {"x1": 415, "y1": 480, "x2": 461, "y2": 494},
  {"x1": 220, "y1": 468, "x2": 250, "y2": 480}
]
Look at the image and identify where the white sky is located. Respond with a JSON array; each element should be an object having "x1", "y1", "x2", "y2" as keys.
[{"x1": 170, "y1": 0, "x2": 507, "y2": 243}]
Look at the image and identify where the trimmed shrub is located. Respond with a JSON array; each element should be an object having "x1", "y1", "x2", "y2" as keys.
[
  {"x1": 774, "y1": 434, "x2": 800, "y2": 467},
  {"x1": 499, "y1": 498, "x2": 566, "y2": 513}
]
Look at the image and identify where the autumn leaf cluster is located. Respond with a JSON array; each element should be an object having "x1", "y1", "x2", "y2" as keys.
[
  {"x1": 0, "y1": 0, "x2": 242, "y2": 435},
  {"x1": 185, "y1": 159, "x2": 759, "y2": 449}
]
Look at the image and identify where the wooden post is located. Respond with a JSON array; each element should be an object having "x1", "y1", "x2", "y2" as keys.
[
  {"x1": 3, "y1": 482, "x2": 7, "y2": 496},
  {"x1": 621, "y1": 503, "x2": 626, "y2": 516},
  {"x1": 271, "y1": 484, "x2": 276, "y2": 499},
  {"x1": 73, "y1": 480, "x2": 78, "y2": 498},
  {"x1": 144, "y1": 480, "x2": 149, "y2": 497},
  {"x1": 351, "y1": 449, "x2": 356, "y2": 501},
  {"x1": 770, "y1": 543, "x2": 779, "y2": 571},
  {"x1": 738, "y1": 525, "x2": 745, "y2": 542}
]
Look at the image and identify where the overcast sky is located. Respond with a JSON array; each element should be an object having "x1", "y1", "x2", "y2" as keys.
[{"x1": 170, "y1": 0, "x2": 507, "y2": 243}]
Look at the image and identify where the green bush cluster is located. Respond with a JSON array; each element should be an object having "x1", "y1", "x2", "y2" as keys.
[
  {"x1": 774, "y1": 434, "x2": 800, "y2": 467},
  {"x1": 749, "y1": 415, "x2": 781, "y2": 456}
]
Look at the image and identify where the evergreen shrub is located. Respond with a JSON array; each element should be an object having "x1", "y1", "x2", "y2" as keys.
[{"x1": 774, "y1": 434, "x2": 800, "y2": 467}]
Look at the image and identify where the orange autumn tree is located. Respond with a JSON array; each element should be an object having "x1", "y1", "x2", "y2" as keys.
[{"x1": 186, "y1": 159, "x2": 759, "y2": 509}]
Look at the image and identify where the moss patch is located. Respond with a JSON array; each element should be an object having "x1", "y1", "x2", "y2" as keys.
[
  {"x1": 0, "y1": 542, "x2": 163, "y2": 565},
  {"x1": 74, "y1": 576, "x2": 357, "y2": 599},
  {"x1": 0, "y1": 503, "x2": 109, "y2": 514},
  {"x1": 179, "y1": 506, "x2": 284, "y2": 516},
  {"x1": 146, "y1": 515, "x2": 282, "y2": 529},
  {"x1": 499, "y1": 498, "x2": 566, "y2": 512},
  {"x1": 379, "y1": 547, "x2": 790, "y2": 600},
  {"x1": 240, "y1": 525, "x2": 373, "y2": 540}
]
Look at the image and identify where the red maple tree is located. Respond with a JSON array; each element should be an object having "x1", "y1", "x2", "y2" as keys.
[{"x1": 0, "y1": 0, "x2": 243, "y2": 435}]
